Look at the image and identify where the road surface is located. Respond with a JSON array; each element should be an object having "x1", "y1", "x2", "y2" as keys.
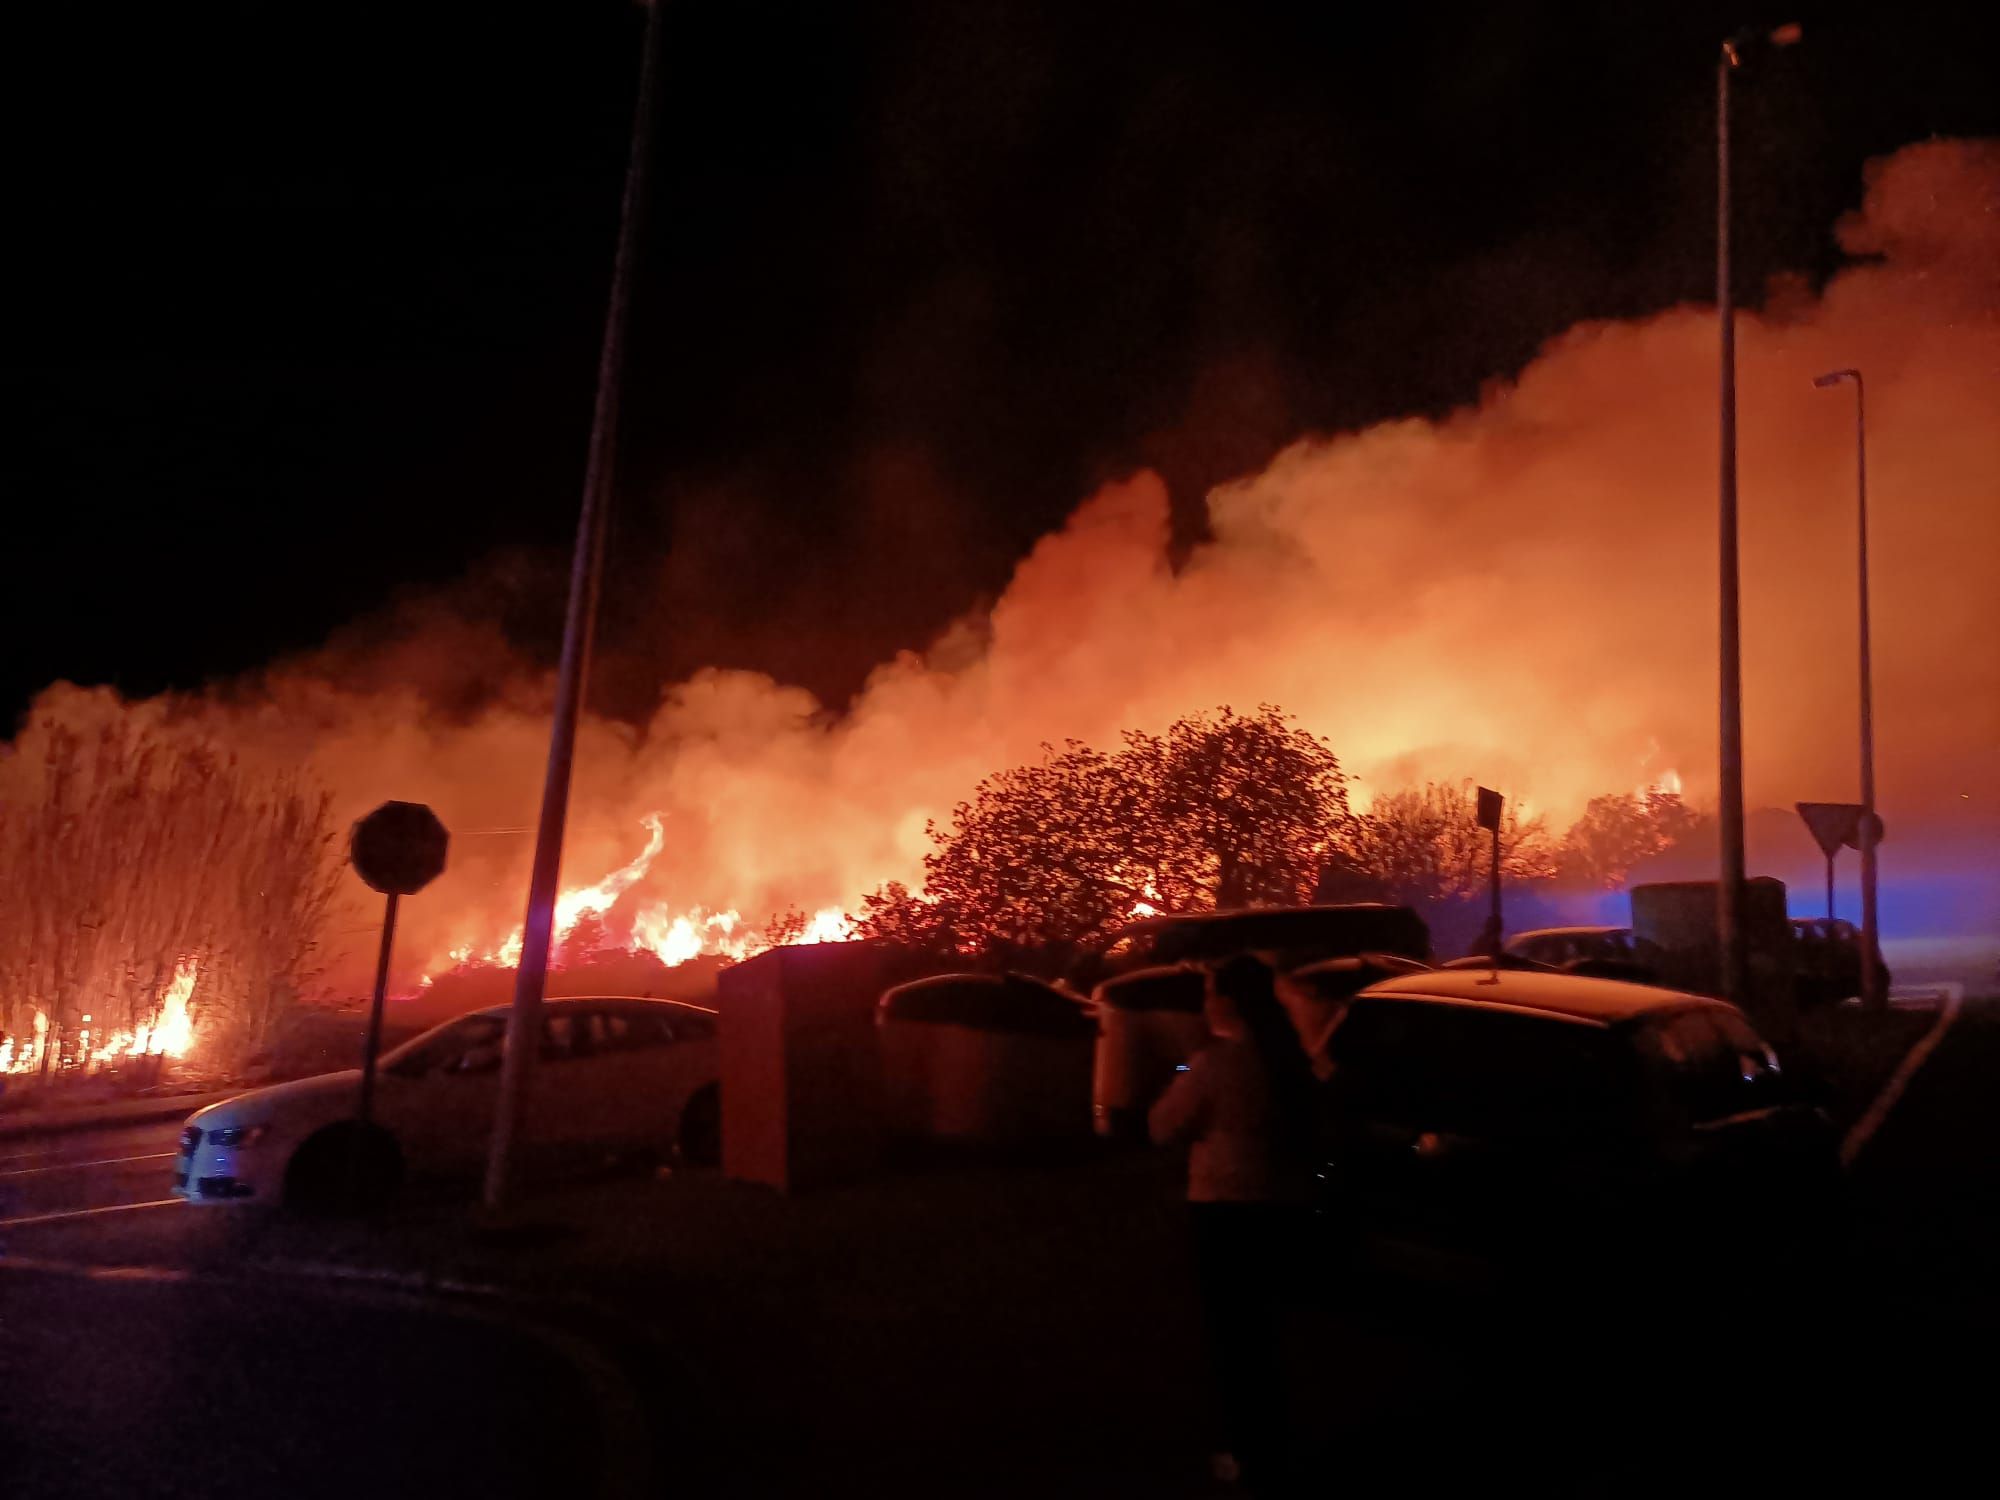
[
  {"x1": 0, "y1": 1119, "x2": 186, "y2": 1229},
  {"x1": 1, "y1": 1118, "x2": 641, "y2": 1500},
  {"x1": 7, "y1": 1033, "x2": 2000, "y2": 1498},
  {"x1": 0, "y1": 1263, "x2": 611, "y2": 1500}
]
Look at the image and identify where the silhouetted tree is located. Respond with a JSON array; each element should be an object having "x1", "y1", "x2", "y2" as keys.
[
  {"x1": 1557, "y1": 789, "x2": 1705, "y2": 889},
  {"x1": 1344, "y1": 779, "x2": 1556, "y2": 907},
  {"x1": 854, "y1": 706, "x2": 1350, "y2": 956},
  {"x1": 1138, "y1": 706, "x2": 1350, "y2": 913}
]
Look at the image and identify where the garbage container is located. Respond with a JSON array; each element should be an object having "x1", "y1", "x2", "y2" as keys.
[
  {"x1": 1089, "y1": 965, "x2": 1208, "y2": 1141},
  {"x1": 877, "y1": 973, "x2": 1097, "y2": 1147}
]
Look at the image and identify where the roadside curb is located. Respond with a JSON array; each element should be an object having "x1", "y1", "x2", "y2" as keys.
[
  {"x1": 0, "y1": 1091, "x2": 237, "y2": 1143},
  {"x1": 1841, "y1": 991, "x2": 1965, "y2": 1168}
]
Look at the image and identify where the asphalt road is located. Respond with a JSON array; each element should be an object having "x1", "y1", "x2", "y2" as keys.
[
  {"x1": 0, "y1": 1264, "x2": 611, "y2": 1500},
  {"x1": 0, "y1": 1119, "x2": 186, "y2": 1228},
  {"x1": 7, "y1": 1022, "x2": 2000, "y2": 1498},
  {"x1": 1, "y1": 1120, "x2": 642, "y2": 1500}
]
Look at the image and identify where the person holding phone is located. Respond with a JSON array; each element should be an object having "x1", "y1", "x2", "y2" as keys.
[{"x1": 1149, "y1": 953, "x2": 1317, "y2": 1494}]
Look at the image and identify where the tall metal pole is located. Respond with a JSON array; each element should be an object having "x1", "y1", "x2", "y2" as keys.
[
  {"x1": 1855, "y1": 372, "x2": 1881, "y2": 1010},
  {"x1": 1715, "y1": 47, "x2": 1749, "y2": 1007},
  {"x1": 484, "y1": 1, "x2": 666, "y2": 1212},
  {"x1": 1818, "y1": 369, "x2": 1881, "y2": 1008}
]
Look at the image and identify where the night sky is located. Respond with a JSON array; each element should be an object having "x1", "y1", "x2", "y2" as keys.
[{"x1": 7, "y1": 2, "x2": 1996, "y2": 726}]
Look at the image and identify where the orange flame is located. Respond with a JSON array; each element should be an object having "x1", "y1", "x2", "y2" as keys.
[
  {"x1": 429, "y1": 817, "x2": 856, "y2": 983},
  {"x1": 5, "y1": 960, "x2": 198, "y2": 1075}
]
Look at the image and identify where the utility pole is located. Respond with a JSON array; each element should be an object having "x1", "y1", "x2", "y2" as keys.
[
  {"x1": 1715, "y1": 39, "x2": 1747, "y2": 1007},
  {"x1": 1714, "y1": 23, "x2": 1801, "y2": 1006},
  {"x1": 484, "y1": 1, "x2": 666, "y2": 1212},
  {"x1": 1814, "y1": 367, "x2": 1883, "y2": 1010}
]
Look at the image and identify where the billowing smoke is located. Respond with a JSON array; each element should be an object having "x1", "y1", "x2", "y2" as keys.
[{"x1": 10, "y1": 139, "x2": 1997, "y2": 992}]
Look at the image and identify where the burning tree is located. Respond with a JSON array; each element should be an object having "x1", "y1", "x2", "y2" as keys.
[
  {"x1": 0, "y1": 719, "x2": 343, "y2": 1079},
  {"x1": 856, "y1": 706, "x2": 1350, "y2": 959}
]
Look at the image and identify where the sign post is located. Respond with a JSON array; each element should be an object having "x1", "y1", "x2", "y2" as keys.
[
  {"x1": 349, "y1": 801, "x2": 450, "y2": 1135},
  {"x1": 1794, "y1": 801, "x2": 1884, "y2": 925},
  {"x1": 1475, "y1": 787, "x2": 1504, "y2": 956}
]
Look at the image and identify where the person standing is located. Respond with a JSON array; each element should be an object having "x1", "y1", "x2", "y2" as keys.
[{"x1": 1150, "y1": 953, "x2": 1319, "y2": 1493}]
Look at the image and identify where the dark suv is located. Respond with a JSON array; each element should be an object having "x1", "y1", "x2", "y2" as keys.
[{"x1": 1319, "y1": 970, "x2": 1838, "y2": 1277}]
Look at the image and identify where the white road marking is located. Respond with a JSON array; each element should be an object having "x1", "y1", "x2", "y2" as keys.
[
  {"x1": 0, "y1": 1151, "x2": 177, "y2": 1179},
  {"x1": 1840, "y1": 990, "x2": 1965, "y2": 1169},
  {"x1": 0, "y1": 1196, "x2": 184, "y2": 1229}
]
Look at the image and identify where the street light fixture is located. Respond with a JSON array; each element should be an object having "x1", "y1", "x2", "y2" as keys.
[
  {"x1": 1715, "y1": 21, "x2": 1801, "y2": 1008},
  {"x1": 1814, "y1": 367, "x2": 1883, "y2": 1010}
]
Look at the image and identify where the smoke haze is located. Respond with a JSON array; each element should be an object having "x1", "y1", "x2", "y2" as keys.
[{"x1": 9, "y1": 140, "x2": 1996, "y2": 991}]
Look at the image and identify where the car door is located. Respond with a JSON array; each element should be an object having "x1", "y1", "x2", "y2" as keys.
[
  {"x1": 579, "y1": 1006, "x2": 682, "y2": 1146},
  {"x1": 527, "y1": 1008, "x2": 624, "y2": 1152},
  {"x1": 375, "y1": 1013, "x2": 507, "y2": 1174},
  {"x1": 1329, "y1": 999, "x2": 1631, "y2": 1257}
]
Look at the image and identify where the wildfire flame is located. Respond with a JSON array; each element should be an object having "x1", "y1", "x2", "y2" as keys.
[
  {"x1": 431, "y1": 817, "x2": 856, "y2": 984},
  {"x1": 4, "y1": 959, "x2": 198, "y2": 1076}
]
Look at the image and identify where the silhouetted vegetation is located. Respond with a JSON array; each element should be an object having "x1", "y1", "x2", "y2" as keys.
[
  {"x1": 0, "y1": 720, "x2": 342, "y2": 1076},
  {"x1": 858, "y1": 708, "x2": 1707, "y2": 963}
]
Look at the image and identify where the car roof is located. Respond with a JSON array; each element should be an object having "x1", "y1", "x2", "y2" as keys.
[
  {"x1": 1508, "y1": 925, "x2": 1626, "y2": 941},
  {"x1": 464, "y1": 994, "x2": 718, "y2": 1019},
  {"x1": 1355, "y1": 969, "x2": 1731, "y2": 1027},
  {"x1": 1115, "y1": 902, "x2": 1408, "y2": 939}
]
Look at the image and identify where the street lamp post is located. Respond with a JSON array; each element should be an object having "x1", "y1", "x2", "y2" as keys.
[
  {"x1": 1815, "y1": 367, "x2": 1883, "y2": 1010},
  {"x1": 1714, "y1": 23, "x2": 1800, "y2": 1008},
  {"x1": 483, "y1": 1, "x2": 667, "y2": 1213}
]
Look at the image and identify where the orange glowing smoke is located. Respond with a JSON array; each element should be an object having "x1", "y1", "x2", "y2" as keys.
[{"x1": 7, "y1": 138, "x2": 1995, "y2": 996}]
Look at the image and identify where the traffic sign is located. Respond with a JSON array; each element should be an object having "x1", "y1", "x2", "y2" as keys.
[
  {"x1": 1795, "y1": 802, "x2": 1862, "y2": 860},
  {"x1": 350, "y1": 801, "x2": 450, "y2": 896},
  {"x1": 1475, "y1": 786, "x2": 1504, "y2": 832}
]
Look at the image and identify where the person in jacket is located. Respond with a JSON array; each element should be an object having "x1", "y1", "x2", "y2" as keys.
[{"x1": 1150, "y1": 952, "x2": 1319, "y2": 1492}]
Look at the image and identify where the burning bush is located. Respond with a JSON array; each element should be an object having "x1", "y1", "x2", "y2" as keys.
[{"x1": 0, "y1": 719, "x2": 342, "y2": 1081}]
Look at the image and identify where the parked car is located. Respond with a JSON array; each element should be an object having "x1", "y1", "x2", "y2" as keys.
[
  {"x1": 1283, "y1": 953, "x2": 1433, "y2": 1063},
  {"x1": 1504, "y1": 925, "x2": 1667, "y2": 983},
  {"x1": 1099, "y1": 904, "x2": 1431, "y2": 978},
  {"x1": 1791, "y1": 917, "x2": 1890, "y2": 1008},
  {"x1": 1319, "y1": 970, "x2": 1838, "y2": 1279},
  {"x1": 173, "y1": 996, "x2": 720, "y2": 1208}
]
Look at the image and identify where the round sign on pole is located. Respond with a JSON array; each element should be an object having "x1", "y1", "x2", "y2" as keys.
[{"x1": 350, "y1": 801, "x2": 450, "y2": 896}]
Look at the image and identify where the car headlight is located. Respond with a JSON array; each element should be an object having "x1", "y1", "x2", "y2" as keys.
[{"x1": 205, "y1": 1124, "x2": 268, "y2": 1148}]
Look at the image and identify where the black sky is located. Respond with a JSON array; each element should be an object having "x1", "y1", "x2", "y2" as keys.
[{"x1": 6, "y1": 2, "x2": 1997, "y2": 725}]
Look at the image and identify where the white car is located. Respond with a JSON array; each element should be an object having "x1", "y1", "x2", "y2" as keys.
[{"x1": 173, "y1": 996, "x2": 720, "y2": 1208}]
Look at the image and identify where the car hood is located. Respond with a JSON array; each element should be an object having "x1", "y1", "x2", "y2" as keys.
[{"x1": 187, "y1": 1069, "x2": 362, "y2": 1133}]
